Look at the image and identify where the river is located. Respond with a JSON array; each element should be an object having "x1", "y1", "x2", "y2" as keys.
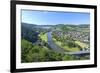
[{"x1": 47, "y1": 31, "x2": 66, "y2": 53}]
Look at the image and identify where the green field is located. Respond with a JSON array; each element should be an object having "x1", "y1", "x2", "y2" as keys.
[
  {"x1": 39, "y1": 32, "x2": 47, "y2": 42},
  {"x1": 75, "y1": 41, "x2": 89, "y2": 49},
  {"x1": 52, "y1": 37, "x2": 80, "y2": 52}
]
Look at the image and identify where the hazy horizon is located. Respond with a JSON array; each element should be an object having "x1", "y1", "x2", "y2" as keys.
[{"x1": 22, "y1": 22, "x2": 89, "y2": 26}]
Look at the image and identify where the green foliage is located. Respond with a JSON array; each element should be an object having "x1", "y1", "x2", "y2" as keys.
[
  {"x1": 21, "y1": 39, "x2": 79, "y2": 63},
  {"x1": 21, "y1": 23, "x2": 90, "y2": 63},
  {"x1": 21, "y1": 23, "x2": 39, "y2": 43},
  {"x1": 21, "y1": 39, "x2": 33, "y2": 62},
  {"x1": 62, "y1": 55, "x2": 75, "y2": 60}
]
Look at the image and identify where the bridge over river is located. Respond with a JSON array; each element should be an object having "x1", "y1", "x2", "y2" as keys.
[{"x1": 47, "y1": 31, "x2": 90, "y2": 56}]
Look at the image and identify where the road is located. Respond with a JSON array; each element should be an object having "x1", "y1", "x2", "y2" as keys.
[{"x1": 47, "y1": 31, "x2": 90, "y2": 55}]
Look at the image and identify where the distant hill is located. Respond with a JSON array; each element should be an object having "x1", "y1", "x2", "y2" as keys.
[{"x1": 21, "y1": 22, "x2": 36, "y2": 29}]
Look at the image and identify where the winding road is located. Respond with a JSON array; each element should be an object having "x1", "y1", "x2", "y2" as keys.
[{"x1": 47, "y1": 31, "x2": 90, "y2": 55}]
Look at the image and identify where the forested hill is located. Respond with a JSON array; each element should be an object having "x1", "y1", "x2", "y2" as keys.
[{"x1": 21, "y1": 23, "x2": 39, "y2": 43}]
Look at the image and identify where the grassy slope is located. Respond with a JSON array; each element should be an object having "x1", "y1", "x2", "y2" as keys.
[{"x1": 75, "y1": 41, "x2": 88, "y2": 49}]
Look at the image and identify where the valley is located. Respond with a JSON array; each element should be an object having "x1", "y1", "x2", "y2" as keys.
[{"x1": 21, "y1": 23, "x2": 90, "y2": 63}]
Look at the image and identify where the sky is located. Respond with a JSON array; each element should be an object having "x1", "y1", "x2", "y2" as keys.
[{"x1": 21, "y1": 10, "x2": 90, "y2": 25}]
